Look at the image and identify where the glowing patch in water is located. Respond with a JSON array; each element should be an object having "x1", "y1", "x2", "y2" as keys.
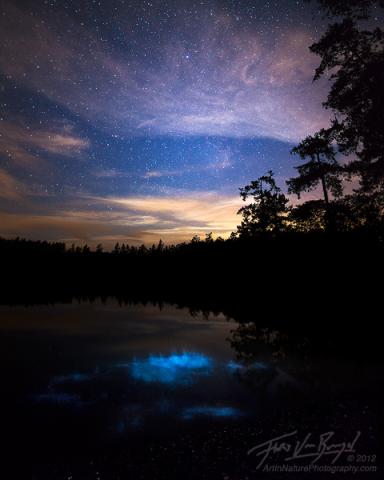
[
  {"x1": 129, "y1": 352, "x2": 213, "y2": 385},
  {"x1": 51, "y1": 373, "x2": 91, "y2": 384},
  {"x1": 227, "y1": 360, "x2": 243, "y2": 371},
  {"x1": 33, "y1": 392, "x2": 83, "y2": 406},
  {"x1": 227, "y1": 361, "x2": 269, "y2": 372},
  {"x1": 116, "y1": 416, "x2": 142, "y2": 432},
  {"x1": 182, "y1": 406, "x2": 242, "y2": 420},
  {"x1": 252, "y1": 362, "x2": 268, "y2": 370}
]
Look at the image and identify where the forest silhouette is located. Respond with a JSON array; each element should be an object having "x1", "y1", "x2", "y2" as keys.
[{"x1": 1, "y1": 0, "x2": 383, "y2": 338}]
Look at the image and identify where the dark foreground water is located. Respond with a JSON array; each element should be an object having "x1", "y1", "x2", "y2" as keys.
[{"x1": 0, "y1": 300, "x2": 381, "y2": 479}]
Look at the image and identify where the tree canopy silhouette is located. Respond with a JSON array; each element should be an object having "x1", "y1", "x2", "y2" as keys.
[
  {"x1": 288, "y1": 200, "x2": 327, "y2": 232},
  {"x1": 236, "y1": 171, "x2": 289, "y2": 236},
  {"x1": 309, "y1": 0, "x2": 384, "y2": 195},
  {"x1": 287, "y1": 128, "x2": 343, "y2": 231}
]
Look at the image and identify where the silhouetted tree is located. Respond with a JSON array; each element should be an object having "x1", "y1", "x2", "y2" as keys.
[
  {"x1": 138, "y1": 244, "x2": 147, "y2": 255},
  {"x1": 339, "y1": 193, "x2": 384, "y2": 231},
  {"x1": 289, "y1": 198, "x2": 365, "y2": 232},
  {"x1": 157, "y1": 239, "x2": 164, "y2": 252},
  {"x1": 289, "y1": 200, "x2": 327, "y2": 232},
  {"x1": 287, "y1": 129, "x2": 343, "y2": 231},
  {"x1": 191, "y1": 235, "x2": 200, "y2": 243},
  {"x1": 308, "y1": 0, "x2": 384, "y2": 196},
  {"x1": 237, "y1": 171, "x2": 289, "y2": 236}
]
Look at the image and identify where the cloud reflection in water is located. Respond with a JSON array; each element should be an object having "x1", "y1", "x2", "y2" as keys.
[
  {"x1": 128, "y1": 352, "x2": 213, "y2": 385},
  {"x1": 182, "y1": 406, "x2": 243, "y2": 420}
]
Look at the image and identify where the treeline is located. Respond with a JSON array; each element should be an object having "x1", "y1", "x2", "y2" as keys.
[
  {"x1": 0, "y1": 234, "x2": 232, "y2": 257},
  {"x1": 1, "y1": 222, "x2": 382, "y2": 261},
  {"x1": 1, "y1": 229, "x2": 382, "y2": 332},
  {"x1": 0, "y1": 237, "x2": 66, "y2": 254}
]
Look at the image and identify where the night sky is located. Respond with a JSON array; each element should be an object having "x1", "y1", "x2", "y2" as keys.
[{"x1": 0, "y1": 0, "x2": 331, "y2": 247}]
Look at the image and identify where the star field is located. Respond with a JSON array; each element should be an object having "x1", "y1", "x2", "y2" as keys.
[{"x1": 0, "y1": 0, "x2": 330, "y2": 246}]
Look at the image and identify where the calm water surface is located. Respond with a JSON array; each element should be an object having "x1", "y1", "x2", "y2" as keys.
[{"x1": 0, "y1": 300, "x2": 380, "y2": 479}]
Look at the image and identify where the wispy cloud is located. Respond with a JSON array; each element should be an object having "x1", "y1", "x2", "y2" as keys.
[
  {"x1": 0, "y1": 192, "x2": 243, "y2": 247},
  {"x1": 143, "y1": 161, "x2": 233, "y2": 179},
  {"x1": 144, "y1": 149, "x2": 233, "y2": 179},
  {"x1": 0, "y1": 121, "x2": 89, "y2": 169},
  {"x1": 0, "y1": 2, "x2": 329, "y2": 143},
  {"x1": 0, "y1": 168, "x2": 24, "y2": 200},
  {"x1": 93, "y1": 149, "x2": 233, "y2": 180},
  {"x1": 93, "y1": 169, "x2": 132, "y2": 179}
]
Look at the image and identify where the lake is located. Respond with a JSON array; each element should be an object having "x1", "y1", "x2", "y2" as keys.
[{"x1": 0, "y1": 300, "x2": 380, "y2": 479}]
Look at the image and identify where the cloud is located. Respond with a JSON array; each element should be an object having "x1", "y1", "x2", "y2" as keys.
[
  {"x1": 0, "y1": 168, "x2": 24, "y2": 200},
  {"x1": 0, "y1": 167, "x2": 59, "y2": 201},
  {"x1": 0, "y1": 192, "x2": 243, "y2": 247},
  {"x1": 39, "y1": 133, "x2": 89, "y2": 155},
  {"x1": 0, "y1": 2, "x2": 329, "y2": 143},
  {"x1": 93, "y1": 169, "x2": 132, "y2": 179},
  {"x1": 0, "y1": 121, "x2": 89, "y2": 169},
  {"x1": 100, "y1": 193, "x2": 241, "y2": 230},
  {"x1": 93, "y1": 149, "x2": 233, "y2": 180},
  {"x1": 143, "y1": 152, "x2": 233, "y2": 179}
]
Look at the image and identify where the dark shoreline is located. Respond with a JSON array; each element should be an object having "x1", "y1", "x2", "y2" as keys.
[{"x1": 2, "y1": 231, "x2": 382, "y2": 362}]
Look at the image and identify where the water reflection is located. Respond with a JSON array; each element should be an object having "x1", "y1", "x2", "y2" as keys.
[
  {"x1": 181, "y1": 406, "x2": 243, "y2": 420},
  {"x1": 33, "y1": 392, "x2": 84, "y2": 406},
  {"x1": 51, "y1": 372, "x2": 94, "y2": 385},
  {"x1": 126, "y1": 352, "x2": 213, "y2": 385},
  {"x1": 227, "y1": 360, "x2": 269, "y2": 372},
  {"x1": 30, "y1": 352, "x2": 252, "y2": 427},
  {"x1": 0, "y1": 300, "x2": 380, "y2": 479}
]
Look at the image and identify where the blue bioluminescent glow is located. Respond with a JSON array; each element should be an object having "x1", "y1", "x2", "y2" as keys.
[
  {"x1": 227, "y1": 360, "x2": 269, "y2": 373},
  {"x1": 252, "y1": 362, "x2": 269, "y2": 370},
  {"x1": 182, "y1": 406, "x2": 243, "y2": 420},
  {"x1": 116, "y1": 421, "x2": 126, "y2": 433},
  {"x1": 227, "y1": 361, "x2": 244, "y2": 371},
  {"x1": 129, "y1": 352, "x2": 213, "y2": 385},
  {"x1": 33, "y1": 392, "x2": 83, "y2": 406},
  {"x1": 156, "y1": 397, "x2": 174, "y2": 414},
  {"x1": 117, "y1": 415, "x2": 143, "y2": 433},
  {"x1": 51, "y1": 372, "x2": 92, "y2": 385}
]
